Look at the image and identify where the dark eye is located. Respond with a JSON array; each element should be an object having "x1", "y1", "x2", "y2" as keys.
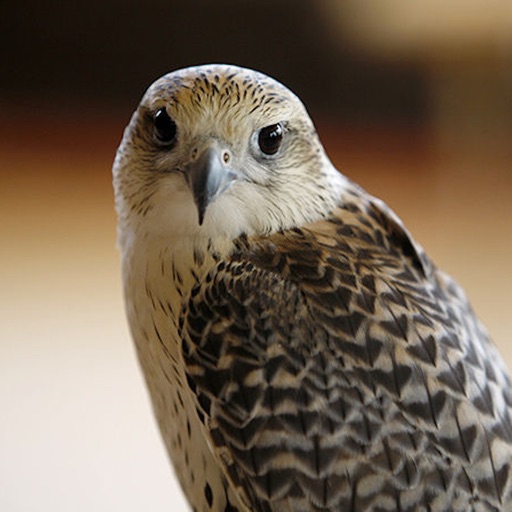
[
  {"x1": 258, "y1": 123, "x2": 283, "y2": 155},
  {"x1": 154, "y1": 107, "x2": 177, "y2": 146}
]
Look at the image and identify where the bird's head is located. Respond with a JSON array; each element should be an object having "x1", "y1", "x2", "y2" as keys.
[{"x1": 113, "y1": 64, "x2": 345, "y2": 250}]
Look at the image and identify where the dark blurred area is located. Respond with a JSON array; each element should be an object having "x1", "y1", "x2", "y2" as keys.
[
  {"x1": 0, "y1": 0, "x2": 426, "y2": 123},
  {"x1": 1, "y1": 0, "x2": 510, "y2": 153}
]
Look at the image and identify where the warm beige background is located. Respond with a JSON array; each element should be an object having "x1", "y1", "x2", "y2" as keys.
[{"x1": 1, "y1": 107, "x2": 510, "y2": 511}]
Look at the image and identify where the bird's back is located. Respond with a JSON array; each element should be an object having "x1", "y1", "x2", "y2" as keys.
[{"x1": 182, "y1": 190, "x2": 512, "y2": 511}]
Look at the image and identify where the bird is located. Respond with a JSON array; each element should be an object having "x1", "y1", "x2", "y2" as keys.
[{"x1": 113, "y1": 64, "x2": 512, "y2": 511}]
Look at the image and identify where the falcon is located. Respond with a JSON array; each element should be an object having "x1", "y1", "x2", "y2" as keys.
[{"x1": 113, "y1": 64, "x2": 512, "y2": 511}]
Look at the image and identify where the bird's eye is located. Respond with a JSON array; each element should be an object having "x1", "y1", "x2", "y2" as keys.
[
  {"x1": 154, "y1": 107, "x2": 177, "y2": 146},
  {"x1": 258, "y1": 123, "x2": 283, "y2": 155}
]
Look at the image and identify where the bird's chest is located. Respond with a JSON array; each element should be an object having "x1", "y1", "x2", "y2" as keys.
[
  {"x1": 125, "y1": 253, "x2": 191, "y2": 435},
  {"x1": 123, "y1": 246, "x2": 241, "y2": 510},
  {"x1": 124, "y1": 246, "x2": 201, "y2": 430},
  {"x1": 124, "y1": 242, "x2": 205, "y2": 370}
]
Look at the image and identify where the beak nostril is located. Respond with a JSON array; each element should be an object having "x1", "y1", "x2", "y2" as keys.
[{"x1": 223, "y1": 152, "x2": 230, "y2": 164}]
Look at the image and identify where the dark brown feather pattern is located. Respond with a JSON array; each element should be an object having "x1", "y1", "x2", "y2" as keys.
[{"x1": 181, "y1": 192, "x2": 512, "y2": 511}]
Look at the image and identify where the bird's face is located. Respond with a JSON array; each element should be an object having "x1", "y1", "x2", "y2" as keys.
[{"x1": 113, "y1": 65, "x2": 342, "y2": 247}]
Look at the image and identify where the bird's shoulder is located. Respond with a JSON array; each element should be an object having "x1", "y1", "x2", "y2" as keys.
[
  {"x1": 188, "y1": 188, "x2": 432, "y2": 321},
  {"x1": 180, "y1": 192, "x2": 512, "y2": 510}
]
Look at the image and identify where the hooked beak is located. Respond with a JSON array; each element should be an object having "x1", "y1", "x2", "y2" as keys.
[{"x1": 185, "y1": 146, "x2": 237, "y2": 225}]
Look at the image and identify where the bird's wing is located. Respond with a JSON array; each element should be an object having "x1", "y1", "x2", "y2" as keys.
[{"x1": 181, "y1": 194, "x2": 512, "y2": 511}]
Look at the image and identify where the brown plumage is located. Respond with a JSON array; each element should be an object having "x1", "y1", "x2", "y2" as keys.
[{"x1": 113, "y1": 64, "x2": 512, "y2": 511}]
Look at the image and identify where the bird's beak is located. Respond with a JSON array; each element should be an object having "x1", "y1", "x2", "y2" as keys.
[{"x1": 185, "y1": 146, "x2": 237, "y2": 225}]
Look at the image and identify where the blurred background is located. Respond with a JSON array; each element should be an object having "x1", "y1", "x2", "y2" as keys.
[{"x1": 1, "y1": 1, "x2": 511, "y2": 510}]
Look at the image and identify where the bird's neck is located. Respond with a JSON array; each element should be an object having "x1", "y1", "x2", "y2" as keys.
[{"x1": 122, "y1": 231, "x2": 234, "y2": 319}]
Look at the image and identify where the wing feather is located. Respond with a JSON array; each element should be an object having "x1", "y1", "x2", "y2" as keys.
[{"x1": 181, "y1": 195, "x2": 512, "y2": 511}]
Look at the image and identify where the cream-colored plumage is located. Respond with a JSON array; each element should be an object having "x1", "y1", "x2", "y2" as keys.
[{"x1": 113, "y1": 64, "x2": 512, "y2": 511}]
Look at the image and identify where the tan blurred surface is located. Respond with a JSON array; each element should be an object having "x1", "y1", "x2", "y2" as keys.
[{"x1": 1, "y1": 109, "x2": 511, "y2": 511}]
